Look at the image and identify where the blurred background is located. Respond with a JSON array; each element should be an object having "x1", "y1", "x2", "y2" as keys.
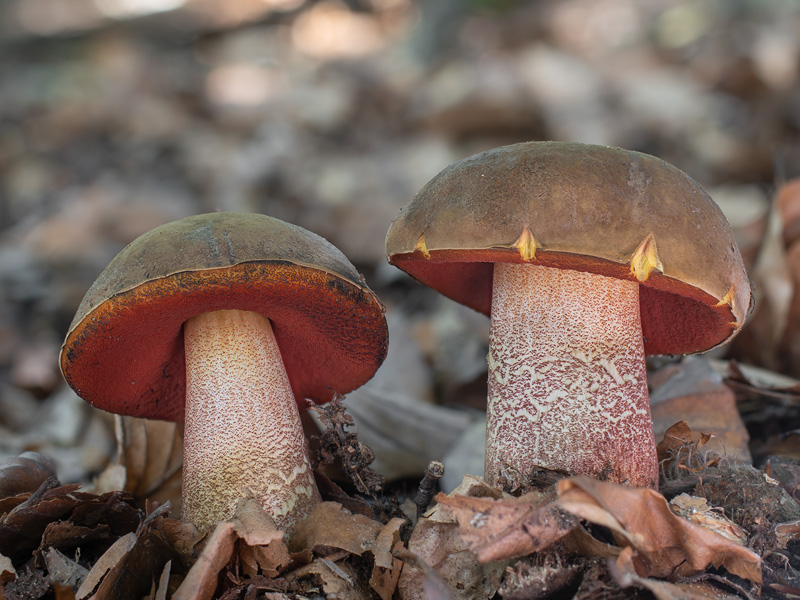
[{"x1": 1, "y1": 0, "x2": 799, "y2": 497}]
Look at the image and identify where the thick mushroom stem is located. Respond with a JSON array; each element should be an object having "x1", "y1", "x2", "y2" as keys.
[
  {"x1": 485, "y1": 263, "x2": 658, "y2": 488},
  {"x1": 182, "y1": 309, "x2": 320, "y2": 531}
]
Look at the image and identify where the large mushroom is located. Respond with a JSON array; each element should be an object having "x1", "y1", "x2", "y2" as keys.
[
  {"x1": 386, "y1": 141, "x2": 750, "y2": 489},
  {"x1": 61, "y1": 213, "x2": 388, "y2": 531}
]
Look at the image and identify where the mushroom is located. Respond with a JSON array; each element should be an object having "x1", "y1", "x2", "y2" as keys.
[
  {"x1": 386, "y1": 142, "x2": 750, "y2": 489},
  {"x1": 61, "y1": 213, "x2": 388, "y2": 531}
]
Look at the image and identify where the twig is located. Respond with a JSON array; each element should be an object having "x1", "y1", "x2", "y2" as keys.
[{"x1": 415, "y1": 460, "x2": 445, "y2": 520}]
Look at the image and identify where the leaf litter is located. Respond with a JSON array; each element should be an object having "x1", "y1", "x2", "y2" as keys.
[{"x1": 2, "y1": 403, "x2": 800, "y2": 599}]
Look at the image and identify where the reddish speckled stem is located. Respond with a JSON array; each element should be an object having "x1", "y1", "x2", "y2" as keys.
[
  {"x1": 485, "y1": 263, "x2": 658, "y2": 488},
  {"x1": 182, "y1": 309, "x2": 320, "y2": 531}
]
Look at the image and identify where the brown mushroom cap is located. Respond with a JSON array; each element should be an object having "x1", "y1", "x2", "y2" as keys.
[
  {"x1": 386, "y1": 141, "x2": 750, "y2": 355},
  {"x1": 61, "y1": 212, "x2": 388, "y2": 422}
]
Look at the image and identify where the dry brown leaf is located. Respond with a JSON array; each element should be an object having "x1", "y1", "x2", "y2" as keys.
[
  {"x1": 656, "y1": 421, "x2": 716, "y2": 472},
  {"x1": 0, "y1": 553, "x2": 16, "y2": 584},
  {"x1": 396, "y1": 476, "x2": 507, "y2": 600},
  {"x1": 172, "y1": 522, "x2": 236, "y2": 600},
  {"x1": 369, "y1": 520, "x2": 406, "y2": 600},
  {"x1": 110, "y1": 416, "x2": 183, "y2": 512},
  {"x1": 650, "y1": 358, "x2": 751, "y2": 463},
  {"x1": 232, "y1": 496, "x2": 290, "y2": 578},
  {"x1": 0, "y1": 483, "x2": 141, "y2": 565},
  {"x1": 288, "y1": 501, "x2": 383, "y2": 556},
  {"x1": 87, "y1": 514, "x2": 177, "y2": 600},
  {"x1": 287, "y1": 557, "x2": 371, "y2": 599},
  {"x1": 373, "y1": 518, "x2": 405, "y2": 569},
  {"x1": 557, "y1": 476, "x2": 762, "y2": 584},
  {"x1": 435, "y1": 491, "x2": 576, "y2": 562},
  {"x1": 75, "y1": 532, "x2": 136, "y2": 600},
  {"x1": 611, "y1": 546, "x2": 744, "y2": 600}
]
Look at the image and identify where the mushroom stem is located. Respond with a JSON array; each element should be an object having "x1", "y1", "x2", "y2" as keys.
[
  {"x1": 485, "y1": 263, "x2": 658, "y2": 488},
  {"x1": 182, "y1": 309, "x2": 320, "y2": 531}
]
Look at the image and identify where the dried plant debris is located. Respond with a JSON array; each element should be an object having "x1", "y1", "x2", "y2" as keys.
[
  {"x1": 309, "y1": 397, "x2": 405, "y2": 524},
  {"x1": 497, "y1": 549, "x2": 582, "y2": 600},
  {"x1": 172, "y1": 496, "x2": 407, "y2": 600},
  {"x1": 310, "y1": 397, "x2": 384, "y2": 497}
]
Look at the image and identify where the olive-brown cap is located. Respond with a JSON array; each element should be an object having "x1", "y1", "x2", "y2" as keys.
[
  {"x1": 386, "y1": 141, "x2": 750, "y2": 355},
  {"x1": 61, "y1": 212, "x2": 388, "y2": 422}
]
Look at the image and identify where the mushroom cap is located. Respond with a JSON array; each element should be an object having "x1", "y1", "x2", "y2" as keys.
[
  {"x1": 386, "y1": 141, "x2": 750, "y2": 355},
  {"x1": 61, "y1": 213, "x2": 388, "y2": 422}
]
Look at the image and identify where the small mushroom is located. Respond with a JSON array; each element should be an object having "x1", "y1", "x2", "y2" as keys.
[
  {"x1": 386, "y1": 141, "x2": 750, "y2": 489},
  {"x1": 61, "y1": 213, "x2": 388, "y2": 531}
]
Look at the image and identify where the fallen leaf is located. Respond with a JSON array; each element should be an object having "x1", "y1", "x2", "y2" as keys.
[
  {"x1": 611, "y1": 546, "x2": 745, "y2": 600},
  {"x1": 288, "y1": 501, "x2": 383, "y2": 556},
  {"x1": 557, "y1": 476, "x2": 762, "y2": 583},
  {"x1": 104, "y1": 416, "x2": 183, "y2": 512},
  {"x1": 88, "y1": 513, "x2": 177, "y2": 600},
  {"x1": 287, "y1": 556, "x2": 371, "y2": 599},
  {"x1": 0, "y1": 482, "x2": 141, "y2": 564},
  {"x1": 435, "y1": 492, "x2": 576, "y2": 562},
  {"x1": 172, "y1": 522, "x2": 236, "y2": 600},
  {"x1": 650, "y1": 358, "x2": 751, "y2": 463},
  {"x1": 232, "y1": 496, "x2": 290, "y2": 578},
  {"x1": 369, "y1": 520, "x2": 406, "y2": 600},
  {"x1": 75, "y1": 532, "x2": 136, "y2": 600},
  {"x1": 396, "y1": 476, "x2": 507, "y2": 600},
  {"x1": 43, "y1": 546, "x2": 89, "y2": 589}
]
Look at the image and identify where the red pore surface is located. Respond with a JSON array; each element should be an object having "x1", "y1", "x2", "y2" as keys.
[
  {"x1": 390, "y1": 248, "x2": 739, "y2": 356},
  {"x1": 60, "y1": 262, "x2": 388, "y2": 422},
  {"x1": 486, "y1": 263, "x2": 658, "y2": 488}
]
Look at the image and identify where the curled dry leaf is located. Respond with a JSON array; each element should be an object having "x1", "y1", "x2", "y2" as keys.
[
  {"x1": 172, "y1": 521, "x2": 237, "y2": 600},
  {"x1": 669, "y1": 494, "x2": 748, "y2": 545},
  {"x1": 75, "y1": 532, "x2": 136, "y2": 600},
  {"x1": 656, "y1": 420, "x2": 717, "y2": 472},
  {"x1": 396, "y1": 475, "x2": 508, "y2": 600},
  {"x1": 78, "y1": 509, "x2": 180, "y2": 600},
  {"x1": 288, "y1": 501, "x2": 407, "y2": 600},
  {"x1": 611, "y1": 546, "x2": 745, "y2": 600},
  {"x1": 173, "y1": 497, "x2": 292, "y2": 600},
  {"x1": 233, "y1": 496, "x2": 291, "y2": 578},
  {"x1": 556, "y1": 476, "x2": 762, "y2": 584},
  {"x1": 650, "y1": 358, "x2": 752, "y2": 464},
  {"x1": 435, "y1": 491, "x2": 577, "y2": 563},
  {"x1": 99, "y1": 416, "x2": 183, "y2": 511},
  {"x1": 0, "y1": 481, "x2": 142, "y2": 565},
  {"x1": 369, "y1": 519, "x2": 406, "y2": 600}
]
